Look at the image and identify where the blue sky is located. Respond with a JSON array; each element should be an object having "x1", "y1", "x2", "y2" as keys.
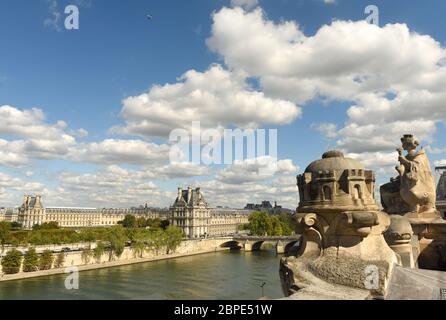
[{"x1": 1, "y1": 0, "x2": 446, "y2": 209}]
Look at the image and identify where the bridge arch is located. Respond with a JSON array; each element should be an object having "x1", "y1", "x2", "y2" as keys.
[
  {"x1": 251, "y1": 241, "x2": 265, "y2": 251},
  {"x1": 219, "y1": 240, "x2": 242, "y2": 250}
]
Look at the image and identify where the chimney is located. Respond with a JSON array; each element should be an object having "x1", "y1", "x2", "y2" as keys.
[
  {"x1": 187, "y1": 187, "x2": 192, "y2": 203},
  {"x1": 177, "y1": 187, "x2": 182, "y2": 200}
]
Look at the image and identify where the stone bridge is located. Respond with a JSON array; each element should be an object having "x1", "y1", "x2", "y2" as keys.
[{"x1": 218, "y1": 235, "x2": 301, "y2": 254}]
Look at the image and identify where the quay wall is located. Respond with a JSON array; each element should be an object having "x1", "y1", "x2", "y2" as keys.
[{"x1": 0, "y1": 237, "x2": 233, "y2": 282}]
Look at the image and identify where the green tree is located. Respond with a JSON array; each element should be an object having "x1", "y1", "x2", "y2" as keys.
[
  {"x1": 1, "y1": 249, "x2": 22, "y2": 274},
  {"x1": 248, "y1": 211, "x2": 273, "y2": 236},
  {"x1": 33, "y1": 222, "x2": 59, "y2": 231},
  {"x1": 107, "y1": 225, "x2": 127, "y2": 260},
  {"x1": 148, "y1": 229, "x2": 165, "y2": 255},
  {"x1": 54, "y1": 252, "x2": 65, "y2": 268},
  {"x1": 93, "y1": 242, "x2": 105, "y2": 263},
  {"x1": 165, "y1": 226, "x2": 183, "y2": 254},
  {"x1": 271, "y1": 216, "x2": 283, "y2": 236},
  {"x1": 119, "y1": 215, "x2": 137, "y2": 228},
  {"x1": 160, "y1": 220, "x2": 170, "y2": 230},
  {"x1": 10, "y1": 222, "x2": 22, "y2": 230},
  {"x1": 0, "y1": 221, "x2": 11, "y2": 250},
  {"x1": 22, "y1": 247, "x2": 39, "y2": 272},
  {"x1": 81, "y1": 249, "x2": 93, "y2": 265},
  {"x1": 38, "y1": 250, "x2": 54, "y2": 270}
]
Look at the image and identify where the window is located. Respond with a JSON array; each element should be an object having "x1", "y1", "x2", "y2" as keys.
[
  {"x1": 353, "y1": 184, "x2": 362, "y2": 200},
  {"x1": 323, "y1": 186, "x2": 332, "y2": 200}
]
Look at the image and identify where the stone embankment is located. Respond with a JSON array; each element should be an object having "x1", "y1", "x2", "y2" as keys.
[{"x1": 0, "y1": 238, "x2": 231, "y2": 282}]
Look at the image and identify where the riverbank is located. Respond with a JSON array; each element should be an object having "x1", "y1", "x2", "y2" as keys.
[
  {"x1": 0, "y1": 238, "x2": 232, "y2": 283},
  {"x1": 0, "y1": 249, "x2": 284, "y2": 300}
]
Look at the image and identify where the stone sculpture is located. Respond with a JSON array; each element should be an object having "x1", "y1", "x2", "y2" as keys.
[
  {"x1": 380, "y1": 134, "x2": 446, "y2": 270},
  {"x1": 380, "y1": 134, "x2": 438, "y2": 218},
  {"x1": 280, "y1": 151, "x2": 399, "y2": 299}
]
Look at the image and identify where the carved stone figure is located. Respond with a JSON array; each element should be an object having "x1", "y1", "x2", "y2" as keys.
[
  {"x1": 280, "y1": 151, "x2": 398, "y2": 299},
  {"x1": 380, "y1": 134, "x2": 446, "y2": 271},
  {"x1": 380, "y1": 134, "x2": 438, "y2": 218}
]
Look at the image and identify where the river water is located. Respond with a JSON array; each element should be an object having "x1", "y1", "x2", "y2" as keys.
[{"x1": 0, "y1": 250, "x2": 284, "y2": 300}]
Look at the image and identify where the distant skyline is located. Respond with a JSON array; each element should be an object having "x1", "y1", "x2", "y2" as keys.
[{"x1": 1, "y1": 0, "x2": 446, "y2": 209}]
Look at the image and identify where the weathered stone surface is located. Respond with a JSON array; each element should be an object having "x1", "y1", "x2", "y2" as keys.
[
  {"x1": 380, "y1": 134, "x2": 446, "y2": 271},
  {"x1": 386, "y1": 266, "x2": 446, "y2": 300},
  {"x1": 381, "y1": 134, "x2": 438, "y2": 218},
  {"x1": 280, "y1": 151, "x2": 398, "y2": 299}
]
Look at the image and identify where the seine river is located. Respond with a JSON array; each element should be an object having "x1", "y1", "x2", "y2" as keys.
[{"x1": 0, "y1": 250, "x2": 284, "y2": 300}]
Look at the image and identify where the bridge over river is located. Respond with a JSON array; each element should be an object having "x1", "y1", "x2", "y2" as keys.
[{"x1": 217, "y1": 235, "x2": 301, "y2": 254}]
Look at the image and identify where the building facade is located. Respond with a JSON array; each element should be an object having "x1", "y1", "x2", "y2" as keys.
[
  {"x1": 18, "y1": 195, "x2": 161, "y2": 229},
  {"x1": 170, "y1": 187, "x2": 251, "y2": 238},
  {"x1": 170, "y1": 187, "x2": 211, "y2": 238},
  {"x1": 208, "y1": 209, "x2": 250, "y2": 237}
]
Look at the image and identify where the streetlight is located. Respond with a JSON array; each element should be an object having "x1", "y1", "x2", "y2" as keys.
[{"x1": 260, "y1": 282, "x2": 266, "y2": 298}]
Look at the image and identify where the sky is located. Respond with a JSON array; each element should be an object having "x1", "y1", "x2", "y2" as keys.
[{"x1": 1, "y1": 0, "x2": 446, "y2": 209}]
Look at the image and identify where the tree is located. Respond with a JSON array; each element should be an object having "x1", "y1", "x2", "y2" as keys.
[
  {"x1": 33, "y1": 222, "x2": 59, "y2": 231},
  {"x1": 38, "y1": 250, "x2": 54, "y2": 270},
  {"x1": 54, "y1": 252, "x2": 65, "y2": 268},
  {"x1": 160, "y1": 220, "x2": 170, "y2": 230},
  {"x1": 107, "y1": 225, "x2": 127, "y2": 260},
  {"x1": 10, "y1": 222, "x2": 22, "y2": 230},
  {"x1": 271, "y1": 216, "x2": 283, "y2": 236},
  {"x1": 131, "y1": 239, "x2": 146, "y2": 258},
  {"x1": 165, "y1": 226, "x2": 183, "y2": 254},
  {"x1": 93, "y1": 242, "x2": 105, "y2": 263},
  {"x1": 119, "y1": 215, "x2": 137, "y2": 228},
  {"x1": 0, "y1": 221, "x2": 11, "y2": 250},
  {"x1": 23, "y1": 247, "x2": 39, "y2": 272},
  {"x1": 148, "y1": 229, "x2": 165, "y2": 255},
  {"x1": 248, "y1": 211, "x2": 273, "y2": 236},
  {"x1": 81, "y1": 249, "x2": 93, "y2": 265},
  {"x1": 1, "y1": 249, "x2": 22, "y2": 274}
]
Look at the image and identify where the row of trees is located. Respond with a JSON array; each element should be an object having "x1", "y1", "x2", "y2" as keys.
[
  {"x1": 0, "y1": 216, "x2": 173, "y2": 247},
  {"x1": 0, "y1": 224, "x2": 184, "y2": 275},
  {"x1": 1, "y1": 249, "x2": 65, "y2": 275},
  {"x1": 244, "y1": 211, "x2": 296, "y2": 236},
  {"x1": 118, "y1": 215, "x2": 170, "y2": 229}
]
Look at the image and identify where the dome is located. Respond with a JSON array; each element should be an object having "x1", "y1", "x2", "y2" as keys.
[{"x1": 305, "y1": 150, "x2": 364, "y2": 173}]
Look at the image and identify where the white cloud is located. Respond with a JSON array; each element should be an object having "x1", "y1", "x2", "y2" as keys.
[
  {"x1": 52, "y1": 165, "x2": 164, "y2": 208},
  {"x1": 43, "y1": 0, "x2": 62, "y2": 32},
  {"x1": 71, "y1": 139, "x2": 171, "y2": 165},
  {"x1": 312, "y1": 123, "x2": 338, "y2": 139},
  {"x1": 154, "y1": 162, "x2": 211, "y2": 179},
  {"x1": 207, "y1": 6, "x2": 446, "y2": 169},
  {"x1": 112, "y1": 64, "x2": 300, "y2": 139},
  {"x1": 216, "y1": 157, "x2": 298, "y2": 184}
]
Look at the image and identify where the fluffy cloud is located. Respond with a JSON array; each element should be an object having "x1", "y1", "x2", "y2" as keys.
[
  {"x1": 71, "y1": 139, "x2": 171, "y2": 165},
  {"x1": 112, "y1": 65, "x2": 300, "y2": 139},
  {"x1": 208, "y1": 7, "x2": 446, "y2": 169},
  {"x1": 0, "y1": 105, "x2": 175, "y2": 168},
  {"x1": 216, "y1": 157, "x2": 298, "y2": 184},
  {"x1": 52, "y1": 165, "x2": 163, "y2": 207},
  {"x1": 154, "y1": 162, "x2": 211, "y2": 179},
  {"x1": 0, "y1": 105, "x2": 80, "y2": 166}
]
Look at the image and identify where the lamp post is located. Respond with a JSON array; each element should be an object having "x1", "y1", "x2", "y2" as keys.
[{"x1": 260, "y1": 282, "x2": 266, "y2": 298}]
